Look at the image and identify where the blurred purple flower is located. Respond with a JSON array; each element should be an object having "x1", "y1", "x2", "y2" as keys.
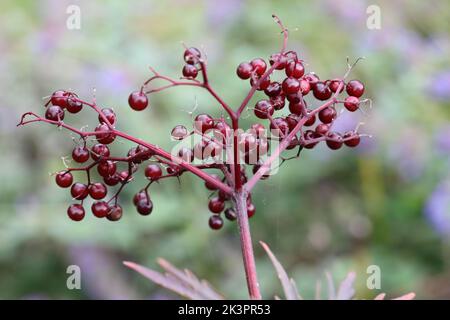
[
  {"x1": 425, "y1": 181, "x2": 450, "y2": 236},
  {"x1": 428, "y1": 70, "x2": 450, "y2": 102},
  {"x1": 434, "y1": 124, "x2": 450, "y2": 154}
]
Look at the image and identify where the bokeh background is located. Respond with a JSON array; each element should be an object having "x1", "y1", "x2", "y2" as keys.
[{"x1": 1, "y1": 0, "x2": 449, "y2": 299}]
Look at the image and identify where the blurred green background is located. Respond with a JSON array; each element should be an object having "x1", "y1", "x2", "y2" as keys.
[{"x1": 1, "y1": 0, "x2": 449, "y2": 299}]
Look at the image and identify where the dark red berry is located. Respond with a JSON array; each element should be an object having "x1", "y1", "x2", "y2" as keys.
[
  {"x1": 251, "y1": 58, "x2": 267, "y2": 76},
  {"x1": 184, "y1": 47, "x2": 201, "y2": 64},
  {"x1": 145, "y1": 164, "x2": 162, "y2": 180},
  {"x1": 254, "y1": 100, "x2": 274, "y2": 119},
  {"x1": 224, "y1": 208, "x2": 237, "y2": 221},
  {"x1": 318, "y1": 107, "x2": 337, "y2": 124},
  {"x1": 137, "y1": 199, "x2": 153, "y2": 215},
  {"x1": 303, "y1": 111, "x2": 316, "y2": 127},
  {"x1": 45, "y1": 105, "x2": 65, "y2": 121},
  {"x1": 303, "y1": 130, "x2": 319, "y2": 149},
  {"x1": 55, "y1": 171, "x2": 73, "y2": 188},
  {"x1": 344, "y1": 96, "x2": 360, "y2": 112},
  {"x1": 313, "y1": 81, "x2": 332, "y2": 100},
  {"x1": 329, "y1": 80, "x2": 344, "y2": 93},
  {"x1": 97, "y1": 160, "x2": 116, "y2": 177},
  {"x1": 128, "y1": 91, "x2": 148, "y2": 111},
  {"x1": 208, "y1": 196, "x2": 225, "y2": 214},
  {"x1": 264, "y1": 81, "x2": 282, "y2": 97},
  {"x1": 99, "y1": 108, "x2": 116, "y2": 125},
  {"x1": 67, "y1": 204, "x2": 85, "y2": 221},
  {"x1": 315, "y1": 123, "x2": 330, "y2": 135},
  {"x1": 304, "y1": 73, "x2": 320, "y2": 86},
  {"x1": 171, "y1": 125, "x2": 188, "y2": 140},
  {"x1": 250, "y1": 75, "x2": 270, "y2": 90},
  {"x1": 104, "y1": 174, "x2": 120, "y2": 186},
  {"x1": 91, "y1": 201, "x2": 109, "y2": 218},
  {"x1": 346, "y1": 80, "x2": 364, "y2": 97},
  {"x1": 91, "y1": 144, "x2": 110, "y2": 161},
  {"x1": 289, "y1": 101, "x2": 303, "y2": 115},
  {"x1": 269, "y1": 53, "x2": 288, "y2": 70},
  {"x1": 95, "y1": 123, "x2": 116, "y2": 144},
  {"x1": 270, "y1": 94, "x2": 286, "y2": 110},
  {"x1": 70, "y1": 183, "x2": 89, "y2": 200},
  {"x1": 285, "y1": 114, "x2": 299, "y2": 131},
  {"x1": 107, "y1": 205, "x2": 123, "y2": 221},
  {"x1": 72, "y1": 146, "x2": 90, "y2": 163},
  {"x1": 218, "y1": 189, "x2": 231, "y2": 201},
  {"x1": 194, "y1": 114, "x2": 214, "y2": 133},
  {"x1": 247, "y1": 203, "x2": 256, "y2": 218},
  {"x1": 270, "y1": 117, "x2": 289, "y2": 137},
  {"x1": 133, "y1": 191, "x2": 148, "y2": 206},
  {"x1": 51, "y1": 90, "x2": 69, "y2": 108},
  {"x1": 208, "y1": 215, "x2": 224, "y2": 230},
  {"x1": 66, "y1": 98, "x2": 83, "y2": 113},
  {"x1": 282, "y1": 77, "x2": 300, "y2": 94},
  {"x1": 182, "y1": 64, "x2": 198, "y2": 78},
  {"x1": 89, "y1": 182, "x2": 107, "y2": 200},
  {"x1": 326, "y1": 132, "x2": 343, "y2": 150},
  {"x1": 343, "y1": 131, "x2": 361, "y2": 147},
  {"x1": 299, "y1": 79, "x2": 311, "y2": 95},
  {"x1": 285, "y1": 61, "x2": 305, "y2": 78},
  {"x1": 236, "y1": 62, "x2": 253, "y2": 79}
]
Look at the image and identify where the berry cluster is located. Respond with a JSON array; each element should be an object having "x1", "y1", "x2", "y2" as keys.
[{"x1": 18, "y1": 16, "x2": 369, "y2": 232}]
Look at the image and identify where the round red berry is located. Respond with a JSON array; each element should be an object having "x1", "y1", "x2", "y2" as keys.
[
  {"x1": 236, "y1": 62, "x2": 253, "y2": 79},
  {"x1": 343, "y1": 131, "x2": 361, "y2": 147},
  {"x1": 194, "y1": 114, "x2": 214, "y2": 133},
  {"x1": 89, "y1": 182, "x2": 107, "y2": 200},
  {"x1": 55, "y1": 171, "x2": 73, "y2": 188},
  {"x1": 346, "y1": 80, "x2": 364, "y2": 97},
  {"x1": 72, "y1": 146, "x2": 90, "y2": 163},
  {"x1": 67, "y1": 204, "x2": 85, "y2": 221},
  {"x1": 326, "y1": 132, "x2": 343, "y2": 150},
  {"x1": 145, "y1": 164, "x2": 162, "y2": 180},
  {"x1": 247, "y1": 203, "x2": 256, "y2": 218},
  {"x1": 224, "y1": 208, "x2": 237, "y2": 221},
  {"x1": 136, "y1": 199, "x2": 153, "y2": 215},
  {"x1": 344, "y1": 96, "x2": 360, "y2": 112},
  {"x1": 208, "y1": 215, "x2": 224, "y2": 230},
  {"x1": 71, "y1": 182, "x2": 89, "y2": 200},
  {"x1": 107, "y1": 205, "x2": 123, "y2": 221},
  {"x1": 208, "y1": 196, "x2": 225, "y2": 214},
  {"x1": 128, "y1": 91, "x2": 148, "y2": 111},
  {"x1": 282, "y1": 77, "x2": 300, "y2": 94},
  {"x1": 45, "y1": 105, "x2": 65, "y2": 121},
  {"x1": 66, "y1": 98, "x2": 83, "y2": 113},
  {"x1": 99, "y1": 108, "x2": 116, "y2": 125},
  {"x1": 254, "y1": 100, "x2": 274, "y2": 119},
  {"x1": 97, "y1": 160, "x2": 116, "y2": 177},
  {"x1": 285, "y1": 61, "x2": 305, "y2": 78},
  {"x1": 184, "y1": 47, "x2": 201, "y2": 64},
  {"x1": 313, "y1": 82, "x2": 332, "y2": 100},
  {"x1": 51, "y1": 90, "x2": 69, "y2": 108},
  {"x1": 251, "y1": 58, "x2": 267, "y2": 76},
  {"x1": 318, "y1": 107, "x2": 337, "y2": 124},
  {"x1": 182, "y1": 64, "x2": 198, "y2": 78},
  {"x1": 91, "y1": 144, "x2": 110, "y2": 161},
  {"x1": 91, "y1": 201, "x2": 110, "y2": 218}
]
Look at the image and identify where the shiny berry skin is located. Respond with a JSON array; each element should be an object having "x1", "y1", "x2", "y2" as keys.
[
  {"x1": 70, "y1": 183, "x2": 89, "y2": 200},
  {"x1": 208, "y1": 215, "x2": 223, "y2": 230},
  {"x1": 224, "y1": 208, "x2": 237, "y2": 221},
  {"x1": 51, "y1": 90, "x2": 69, "y2": 108},
  {"x1": 99, "y1": 108, "x2": 116, "y2": 125},
  {"x1": 97, "y1": 160, "x2": 117, "y2": 177},
  {"x1": 285, "y1": 61, "x2": 305, "y2": 78},
  {"x1": 91, "y1": 144, "x2": 110, "y2": 161},
  {"x1": 133, "y1": 191, "x2": 148, "y2": 206},
  {"x1": 282, "y1": 77, "x2": 300, "y2": 94},
  {"x1": 182, "y1": 64, "x2": 198, "y2": 78},
  {"x1": 285, "y1": 114, "x2": 299, "y2": 131},
  {"x1": 270, "y1": 94, "x2": 285, "y2": 110},
  {"x1": 171, "y1": 125, "x2": 188, "y2": 140},
  {"x1": 329, "y1": 80, "x2": 344, "y2": 93},
  {"x1": 136, "y1": 199, "x2": 153, "y2": 215},
  {"x1": 303, "y1": 130, "x2": 319, "y2": 149},
  {"x1": 72, "y1": 146, "x2": 90, "y2": 163},
  {"x1": 251, "y1": 58, "x2": 267, "y2": 76},
  {"x1": 145, "y1": 164, "x2": 163, "y2": 180},
  {"x1": 104, "y1": 174, "x2": 120, "y2": 186},
  {"x1": 254, "y1": 100, "x2": 274, "y2": 119},
  {"x1": 218, "y1": 189, "x2": 231, "y2": 201},
  {"x1": 304, "y1": 73, "x2": 320, "y2": 85},
  {"x1": 346, "y1": 80, "x2": 364, "y2": 97},
  {"x1": 66, "y1": 98, "x2": 83, "y2": 113},
  {"x1": 344, "y1": 96, "x2": 360, "y2": 112},
  {"x1": 247, "y1": 203, "x2": 256, "y2": 218},
  {"x1": 270, "y1": 117, "x2": 289, "y2": 137},
  {"x1": 55, "y1": 171, "x2": 73, "y2": 188},
  {"x1": 300, "y1": 79, "x2": 311, "y2": 95},
  {"x1": 343, "y1": 131, "x2": 361, "y2": 147},
  {"x1": 184, "y1": 47, "x2": 201, "y2": 64},
  {"x1": 91, "y1": 201, "x2": 110, "y2": 218},
  {"x1": 289, "y1": 101, "x2": 303, "y2": 115},
  {"x1": 326, "y1": 132, "x2": 343, "y2": 150},
  {"x1": 67, "y1": 204, "x2": 85, "y2": 221},
  {"x1": 45, "y1": 105, "x2": 65, "y2": 121},
  {"x1": 303, "y1": 111, "x2": 316, "y2": 127},
  {"x1": 95, "y1": 123, "x2": 116, "y2": 145},
  {"x1": 269, "y1": 53, "x2": 288, "y2": 70},
  {"x1": 128, "y1": 91, "x2": 148, "y2": 111},
  {"x1": 250, "y1": 75, "x2": 270, "y2": 90},
  {"x1": 318, "y1": 107, "x2": 337, "y2": 124},
  {"x1": 205, "y1": 174, "x2": 220, "y2": 190},
  {"x1": 107, "y1": 205, "x2": 123, "y2": 221},
  {"x1": 208, "y1": 196, "x2": 225, "y2": 214},
  {"x1": 264, "y1": 81, "x2": 282, "y2": 97},
  {"x1": 194, "y1": 114, "x2": 214, "y2": 133},
  {"x1": 313, "y1": 82, "x2": 332, "y2": 100},
  {"x1": 236, "y1": 62, "x2": 253, "y2": 79},
  {"x1": 315, "y1": 123, "x2": 330, "y2": 135},
  {"x1": 89, "y1": 182, "x2": 107, "y2": 200}
]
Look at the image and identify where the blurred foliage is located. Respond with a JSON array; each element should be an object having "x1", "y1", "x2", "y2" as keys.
[{"x1": 0, "y1": 0, "x2": 449, "y2": 299}]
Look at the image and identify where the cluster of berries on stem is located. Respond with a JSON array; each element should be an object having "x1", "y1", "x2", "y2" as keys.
[{"x1": 18, "y1": 15, "x2": 370, "y2": 300}]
